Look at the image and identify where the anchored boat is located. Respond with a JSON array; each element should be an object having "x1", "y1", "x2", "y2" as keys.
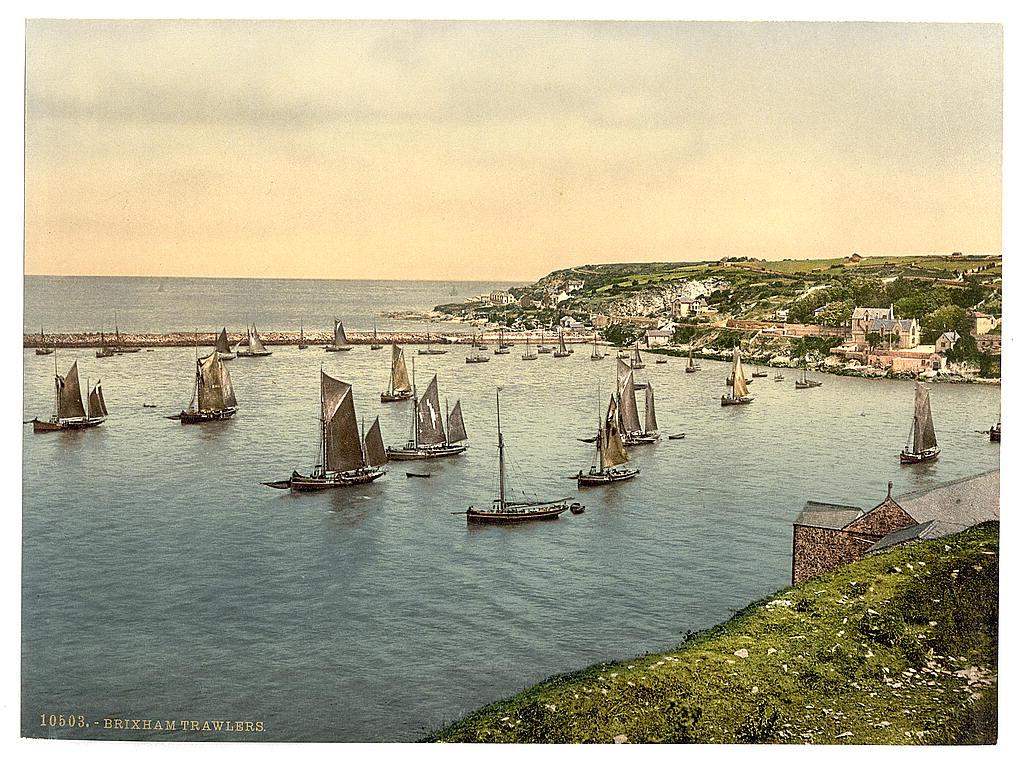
[
  {"x1": 685, "y1": 347, "x2": 701, "y2": 373},
  {"x1": 590, "y1": 335, "x2": 605, "y2": 361},
  {"x1": 169, "y1": 351, "x2": 238, "y2": 423},
  {"x1": 236, "y1": 325, "x2": 273, "y2": 357},
  {"x1": 31, "y1": 360, "x2": 107, "y2": 432},
  {"x1": 214, "y1": 327, "x2": 236, "y2": 360},
  {"x1": 386, "y1": 374, "x2": 468, "y2": 460},
  {"x1": 630, "y1": 342, "x2": 645, "y2": 370},
  {"x1": 461, "y1": 388, "x2": 571, "y2": 523},
  {"x1": 381, "y1": 344, "x2": 414, "y2": 402},
  {"x1": 263, "y1": 372, "x2": 387, "y2": 490},
  {"x1": 494, "y1": 328, "x2": 511, "y2": 354},
  {"x1": 521, "y1": 338, "x2": 538, "y2": 360},
  {"x1": 325, "y1": 318, "x2": 353, "y2": 352},
  {"x1": 553, "y1": 332, "x2": 572, "y2": 358},
  {"x1": 466, "y1": 335, "x2": 490, "y2": 363},
  {"x1": 370, "y1": 322, "x2": 383, "y2": 350},
  {"x1": 35, "y1": 327, "x2": 54, "y2": 355},
  {"x1": 795, "y1": 358, "x2": 822, "y2": 389},
  {"x1": 721, "y1": 347, "x2": 754, "y2": 406},
  {"x1": 298, "y1": 323, "x2": 308, "y2": 350},
  {"x1": 900, "y1": 382, "x2": 940, "y2": 464},
  {"x1": 577, "y1": 395, "x2": 640, "y2": 485},
  {"x1": 617, "y1": 359, "x2": 659, "y2": 443}
]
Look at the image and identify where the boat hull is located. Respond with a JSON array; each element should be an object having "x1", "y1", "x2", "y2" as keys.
[
  {"x1": 177, "y1": 407, "x2": 237, "y2": 423},
  {"x1": 900, "y1": 448, "x2": 940, "y2": 464},
  {"x1": 324, "y1": 345, "x2": 352, "y2": 352},
  {"x1": 217, "y1": 352, "x2": 236, "y2": 360},
  {"x1": 990, "y1": 428, "x2": 1001, "y2": 442},
  {"x1": 577, "y1": 467, "x2": 640, "y2": 486},
  {"x1": 494, "y1": 349, "x2": 510, "y2": 355},
  {"x1": 279, "y1": 467, "x2": 386, "y2": 490},
  {"x1": 465, "y1": 356, "x2": 490, "y2": 363},
  {"x1": 795, "y1": 381, "x2": 822, "y2": 389},
  {"x1": 237, "y1": 350, "x2": 272, "y2": 357},
  {"x1": 380, "y1": 390, "x2": 413, "y2": 402},
  {"x1": 465, "y1": 501, "x2": 569, "y2": 523},
  {"x1": 721, "y1": 396, "x2": 754, "y2": 406},
  {"x1": 370, "y1": 344, "x2": 383, "y2": 350},
  {"x1": 31, "y1": 417, "x2": 105, "y2": 433},
  {"x1": 553, "y1": 352, "x2": 571, "y2": 358},
  {"x1": 386, "y1": 443, "x2": 467, "y2": 461},
  {"x1": 622, "y1": 433, "x2": 659, "y2": 445},
  {"x1": 35, "y1": 348, "x2": 54, "y2": 355}
]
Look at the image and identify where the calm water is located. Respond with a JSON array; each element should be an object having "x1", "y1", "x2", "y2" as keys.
[
  {"x1": 23, "y1": 275, "x2": 519, "y2": 335},
  {"x1": 22, "y1": 291, "x2": 1000, "y2": 742}
]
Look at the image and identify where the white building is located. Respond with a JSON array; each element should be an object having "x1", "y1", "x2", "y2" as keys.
[{"x1": 489, "y1": 291, "x2": 516, "y2": 305}]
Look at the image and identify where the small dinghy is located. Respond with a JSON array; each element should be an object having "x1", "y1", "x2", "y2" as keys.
[
  {"x1": 569, "y1": 503, "x2": 586, "y2": 514},
  {"x1": 668, "y1": 433, "x2": 686, "y2": 440},
  {"x1": 406, "y1": 472, "x2": 431, "y2": 478}
]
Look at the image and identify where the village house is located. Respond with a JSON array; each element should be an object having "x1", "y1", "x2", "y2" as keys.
[
  {"x1": 644, "y1": 329, "x2": 671, "y2": 347},
  {"x1": 565, "y1": 279, "x2": 585, "y2": 292},
  {"x1": 850, "y1": 306, "x2": 895, "y2": 345},
  {"x1": 935, "y1": 331, "x2": 960, "y2": 354},
  {"x1": 972, "y1": 332, "x2": 1002, "y2": 355},
  {"x1": 791, "y1": 470, "x2": 999, "y2": 584},
  {"x1": 967, "y1": 311, "x2": 998, "y2": 335},
  {"x1": 559, "y1": 315, "x2": 587, "y2": 330},
  {"x1": 489, "y1": 290, "x2": 516, "y2": 306},
  {"x1": 671, "y1": 296, "x2": 710, "y2": 318}
]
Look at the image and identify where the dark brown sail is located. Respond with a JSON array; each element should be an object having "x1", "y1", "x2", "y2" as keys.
[
  {"x1": 644, "y1": 382, "x2": 658, "y2": 433},
  {"x1": 87, "y1": 381, "x2": 108, "y2": 418},
  {"x1": 363, "y1": 416, "x2": 388, "y2": 467},
  {"x1": 447, "y1": 400, "x2": 468, "y2": 444},
  {"x1": 322, "y1": 373, "x2": 364, "y2": 473},
  {"x1": 913, "y1": 383, "x2": 938, "y2": 454},
  {"x1": 215, "y1": 328, "x2": 232, "y2": 354},
  {"x1": 415, "y1": 375, "x2": 447, "y2": 446},
  {"x1": 57, "y1": 361, "x2": 87, "y2": 420},
  {"x1": 616, "y1": 360, "x2": 642, "y2": 433}
]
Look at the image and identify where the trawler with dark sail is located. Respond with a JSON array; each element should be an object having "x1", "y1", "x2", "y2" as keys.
[
  {"x1": 386, "y1": 374, "x2": 468, "y2": 460},
  {"x1": 630, "y1": 342, "x2": 645, "y2": 370},
  {"x1": 617, "y1": 360, "x2": 659, "y2": 443},
  {"x1": 521, "y1": 338, "x2": 538, "y2": 360},
  {"x1": 35, "y1": 327, "x2": 54, "y2": 355},
  {"x1": 459, "y1": 388, "x2": 571, "y2": 523},
  {"x1": 113, "y1": 316, "x2": 141, "y2": 353},
  {"x1": 553, "y1": 333, "x2": 572, "y2": 358},
  {"x1": 31, "y1": 360, "x2": 108, "y2": 432},
  {"x1": 900, "y1": 383, "x2": 940, "y2": 464},
  {"x1": 381, "y1": 344, "x2": 414, "y2": 402},
  {"x1": 263, "y1": 372, "x2": 387, "y2": 490},
  {"x1": 236, "y1": 325, "x2": 273, "y2": 357},
  {"x1": 795, "y1": 358, "x2": 822, "y2": 389},
  {"x1": 169, "y1": 351, "x2": 238, "y2": 423},
  {"x1": 577, "y1": 395, "x2": 640, "y2": 485},
  {"x1": 721, "y1": 347, "x2": 754, "y2": 406},
  {"x1": 325, "y1": 318, "x2": 353, "y2": 352},
  {"x1": 214, "y1": 327, "x2": 236, "y2": 360}
]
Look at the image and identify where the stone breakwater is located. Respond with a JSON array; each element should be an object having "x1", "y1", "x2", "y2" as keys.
[{"x1": 24, "y1": 331, "x2": 601, "y2": 349}]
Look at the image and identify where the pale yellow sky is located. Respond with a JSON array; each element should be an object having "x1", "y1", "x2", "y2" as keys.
[{"x1": 25, "y1": 20, "x2": 1002, "y2": 281}]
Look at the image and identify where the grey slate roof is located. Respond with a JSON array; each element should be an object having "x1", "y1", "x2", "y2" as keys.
[
  {"x1": 867, "y1": 318, "x2": 917, "y2": 333},
  {"x1": 795, "y1": 501, "x2": 864, "y2": 529},
  {"x1": 853, "y1": 306, "x2": 894, "y2": 321},
  {"x1": 895, "y1": 470, "x2": 999, "y2": 527},
  {"x1": 866, "y1": 519, "x2": 970, "y2": 553}
]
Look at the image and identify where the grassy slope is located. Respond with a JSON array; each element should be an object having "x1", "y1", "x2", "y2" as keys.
[{"x1": 428, "y1": 522, "x2": 998, "y2": 744}]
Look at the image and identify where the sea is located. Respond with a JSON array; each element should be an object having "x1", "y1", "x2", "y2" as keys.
[{"x1": 21, "y1": 276, "x2": 1001, "y2": 741}]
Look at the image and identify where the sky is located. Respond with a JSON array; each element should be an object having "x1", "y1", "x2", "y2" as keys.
[{"x1": 24, "y1": 19, "x2": 1003, "y2": 281}]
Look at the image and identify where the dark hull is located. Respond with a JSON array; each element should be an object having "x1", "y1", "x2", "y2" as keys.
[
  {"x1": 370, "y1": 344, "x2": 383, "y2": 350},
  {"x1": 591, "y1": 354, "x2": 604, "y2": 361},
  {"x1": 752, "y1": 372, "x2": 767, "y2": 377},
  {"x1": 324, "y1": 345, "x2": 352, "y2": 352},
  {"x1": 34, "y1": 348, "x2": 54, "y2": 355},
  {"x1": 795, "y1": 381, "x2": 822, "y2": 389},
  {"x1": 521, "y1": 354, "x2": 537, "y2": 360},
  {"x1": 237, "y1": 350, "x2": 272, "y2": 357},
  {"x1": 990, "y1": 429, "x2": 1001, "y2": 442},
  {"x1": 380, "y1": 390, "x2": 413, "y2": 402},
  {"x1": 96, "y1": 349, "x2": 116, "y2": 358},
  {"x1": 655, "y1": 359, "x2": 668, "y2": 364},
  {"x1": 177, "y1": 408, "x2": 237, "y2": 423},
  {"x1": 553, "y1": 352, "x2": 571, "y2": 358},
  {"x1": 465, "y1": 501, "x2": 568, "y2": 523},
  {"x1": 386, "y1": 443, "x2": 467, "y2": 461},
  {"x1": 494, "y1": 349, "x2": 511, "y2": 355},
  {"x1": 577, "y1": 467, "x2": 640, "y2": 486},
  {"x1": 900, "y1": 448, "x2": 940, "y2": 464},
  {"x1": 465, "y1": 356, "x2": 490, "y2": 363},
  {"x1": 721, "y1": 396, "x2": 754, "y2": 406},
  {"x1": 32, "y1": 417, "x2": 105, "y2": 433},
  {"x1": 622, "y1": 433, "x2": 659, "y2": 445},
  {"x1": 417, "y1": 349, "x2": 447, "y2": 355},
  {"x1": 266, "y1": 467, "x2": 386, "y2": 490}
]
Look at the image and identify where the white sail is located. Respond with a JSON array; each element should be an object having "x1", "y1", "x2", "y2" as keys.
[
  {"x1": 730, "y1": 347, "x2": 749, "y2": 398},
  {"x1": 390, "y1": 345, "x2": 411, "y2": 392},
  {"x1": 249, "y1": 325, "x2": 268, "y2": 354}
]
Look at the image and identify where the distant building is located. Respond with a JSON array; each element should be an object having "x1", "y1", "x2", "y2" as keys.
[
  {"x1": 967, "y1": 312, "x2": 998, "y2": 335},
  {"x1": 792, "y1": 471, "x2": 999, "y2": 584},
  {"x1": 560, "y1": 315, "x2": 586, "y2": 330},
  {"x1": 518, "y1": 295, "x2": 538, "y2": 309},
  {"x1": 850, "y1": 306, "x2": 919, "y2": 349},
  {"x1": 972, "y1": 332, "x2": 1002, "y2": 355},
  {"x1": 671, "y1": 296, "x2": 709, "y2": 318},
  {"x1": 812, "y1": 305, "x2": 827, "y2": 317},
  {"x1": 850, "y1": 306, "x2": 894, "y2": 345},
  {"x1": 935, "y1": 331, "x2": 961, "y2": 354},
  {"x1": 847, "y1": 253, "x2": 863, "y2": 263},
  {"x1": 566, "y1": 279, "x2": 585, "y2": 292},
  {"x1": 489, "y1": 291, "x2": 516, "y2": 306},
  {"x1": 644, "y1": 329, "x2": 672, "y2": 347}
]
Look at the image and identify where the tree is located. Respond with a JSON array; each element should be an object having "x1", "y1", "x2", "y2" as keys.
[
  {"x1": 603, "y1": 323, "x2": 642, "y2": 347},
  {"x1": 945, "y1": 333, "x2": 979, "y2": 366},
  {"x1": 921, "y1": 305, "x2": 970, "y2": 344},
  {"x1": 866, "y1": 332, "x2": 883, "y2": 351},
  {"x1": 815, "y1": 301, "x2": 854, "y2": 328}
]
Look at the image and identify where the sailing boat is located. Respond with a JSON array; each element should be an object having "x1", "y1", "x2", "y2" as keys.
[
  {"x1": 554, "y1": 332, "x2": 572, "y2": 358},
  {"x1": 721, "y1": 347, "x2": 754, "y2": 406},
  {"x1": 752, "y1": 364, "x2": 768, "y2": 378},
  {"x1": 466, "y1": 334, "x2": 490, "y2": 363},
  {"x1": 298, "y1": 322, "x2": 308, "y2": 350},
  {"x1": 462, "y1": 388, "x2": 571, "y2": 522},
  {"x1": 325, "y1": 318, "x2": 353, "y2": 352},
  {"x1": 989, "y1": 418, "x2": 1001, "y2": 442},
  {"x1": 795, "y1": 358, "x2": 822, "y2": 389},
  {"x1": 32, "y1": 360, "x2": 108, "y2": 432},
  {"x1": 685, "y1": 347, "x2": 701, "y2": 373},
  {"x1": 263, "y1": 372, "x2": 387, "y2": 489},
  {"x1": 381, "y1": 344, "x2": 414, "y2": 402},
  {"x1": 538, "y1": 329, "x2": 552, "y2": 354},
  {"x1": 521, "y1": 337, "x2": 538, "y2": 360},
  {"x1": 96, "y1": 327, "x2": 116, "y2": 358},
  {"x1": 616, "y1": 360, "x2": 659, "y2": 443},
  {"x1": 113, "y1": 314, "x2": 141, "y2": 353},
  {"x1": 370, "y1": 322, "x2": 383, "y2": 350},
  {"x1": 900, "y1": 383, "x2": 940, "y2": 463},
  {"x1": 386, "y1": 374, "x2": 468, "y2": 460},
  {"x1": 494, "y1": 328, "x2": 511, "y2": 354},
  {"x1": 236, "y1": 325, "x2": 273, "y2": 357},
  {"x1": 214, "y1": 327, "x2": 236, "y2": 360},
  {"x1": 418, "y1": 332, "x2": 447, "y2": 355},
  {"x1": 630, "y1": 341, "x2": 645, "y2": 370},
  {"x1": 577, "y1": 395, "x2": 641, "y2": 485},
  {"x1": 590, "y1": 335, "x2": 605, "y2": 360},
  {"x1": 774, "y1": 372, "x2": 785, "y2": 382},
  {"x1": 35, "y1": 327, "x2": 54, "y2": 355},
  {"x1": 169, "y1": 351, "x2": 238, "y2": 423}
]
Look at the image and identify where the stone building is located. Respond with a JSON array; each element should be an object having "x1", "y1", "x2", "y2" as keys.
[
  {"x1": 489, "y1": 291, "x2": 516, "y2": 305},
  {"x1": 935, "y1": 331, "x2": 960, "y2": 354},
  {"x1": 792, "y1": 470, "x2": 999, "y2": 584}
]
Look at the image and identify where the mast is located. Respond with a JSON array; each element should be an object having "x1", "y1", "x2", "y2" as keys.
[
  {"x1": 497, "y1": 388, "x2": 505, "y2": 509},
  {"x1": 319, "y1": 366, "x2": 327, "y2": 476},
  {"x1": 411, "y1": 356, "x2": 418, "y2": 447}
]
